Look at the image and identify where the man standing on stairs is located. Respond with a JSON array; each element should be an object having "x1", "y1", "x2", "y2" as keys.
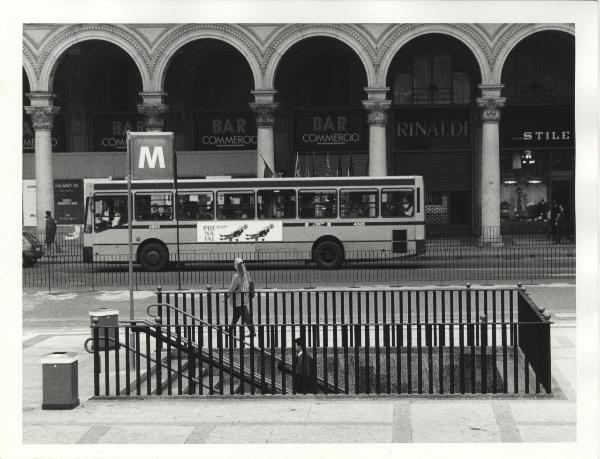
[
  {"x1": 293, "y1": 337, "x2": 315, "y2": 394},
  {"x1": 227, "y1": 257, "x2": 256, "y2": 340}
]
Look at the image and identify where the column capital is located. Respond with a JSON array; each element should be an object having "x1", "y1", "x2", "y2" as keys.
[
  {"x1": 250, "y1": 102, "x2": 278, "y2": 128},
  {"x1": 24, "y1": 105, "x2": 60, "y2": 130},
  {"x1": 26, "y1": 91, "x2": 57, "y2": 106},
  {"x1": 251, "y1": 89, "x2": 277, "y2": 104},
  {"x1": 362, "y1": 99, "x2": 392, "y2": 125},
  {"x1": 138, "y1": 91, "x2": 168, "y2": 105},
  {"x1": 137, "y1": 103, "x2": 169, "y2": 131},
  {"x1": 476, "y1": 97, "x2": 506, "y2": 122},
  {"x1": 364, "y1": 87, "x2": 390, "y2": 101}
]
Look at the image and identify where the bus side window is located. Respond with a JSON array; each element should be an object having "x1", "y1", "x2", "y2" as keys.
[
  {"x1": 135, "y1": 193, "x2": 173, "y2": 221},
  {"x1": 217, "y1": 191, "x2": 255, "y2": 220},
  {"x1": 177, "y1": 192, "x2": 213, "y2": 220},
  {"x1": 257, "y1": 190, "x2": 296, "y2": 219},
  {"x1": 381, "y1": 190, "x2": 414, "y2": 218},
  {"x1": 93, "y1": 196, "x2": 127, "y2": 232},
  {"x1": 299, "y1": 190, "x2": 337, "y2": 218},
  {"x1": 340, "y1": 190, "x2": 378, "y2": 218}
]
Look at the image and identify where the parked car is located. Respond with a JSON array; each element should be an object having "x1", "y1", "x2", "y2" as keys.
[{"x1": 23, "y1": 232, "x2": 45, "y2": 267}]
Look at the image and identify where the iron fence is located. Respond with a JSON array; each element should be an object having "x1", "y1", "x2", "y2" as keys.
[
  {"x1": 89, "y1": 286, "x2": 552, "y2": 397},
  {"x1": 24, "y1": 244, "x2": 575, "y2": 290}
]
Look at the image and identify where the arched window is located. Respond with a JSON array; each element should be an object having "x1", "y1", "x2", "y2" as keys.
[
  {"x1": 389, "y1": 36, "x2": 476, "y2": 106},
  {"x1": 502, "y1": 32, "x2": 574, "y2": 105}
]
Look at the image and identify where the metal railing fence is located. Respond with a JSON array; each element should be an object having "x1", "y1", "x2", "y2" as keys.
[{"x1": 24, "y1": 244, "x2": 575, "y2": 291}]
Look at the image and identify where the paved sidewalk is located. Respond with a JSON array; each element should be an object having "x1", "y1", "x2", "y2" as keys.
[
  {"x1": 15, "y1": 283, "x2": 581, "y2": 457},
  {"x1": 22, "y1": 328, "x2": 576, "y2": 445}
]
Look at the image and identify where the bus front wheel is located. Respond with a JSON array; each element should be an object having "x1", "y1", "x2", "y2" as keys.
[
  {"x1": 314, "y1": 240, "x2": 344, "y2": 269},
  {"x1": 139, "y1": 242, "x2": 169, "y2": 272}
]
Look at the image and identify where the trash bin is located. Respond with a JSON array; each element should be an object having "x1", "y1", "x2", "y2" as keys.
[
  {"x1": 89, "y1": 308, "x2": 119, "y2": 350},
  {"x1": 40, "y1": 352, "x2": 79, "y2": 410}
]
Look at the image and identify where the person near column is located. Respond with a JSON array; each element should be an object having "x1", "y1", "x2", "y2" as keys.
[
  {"x1": 226, "y1": 257, "x2": 256, "y2": 339},
  {"x1": 44, "y1": 210, "x2": 57, "y2": 255}
]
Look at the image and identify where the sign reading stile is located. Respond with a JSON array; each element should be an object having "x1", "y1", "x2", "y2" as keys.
[{"x1": 126, "y1": 132, "x2": 175, "y2": 319}]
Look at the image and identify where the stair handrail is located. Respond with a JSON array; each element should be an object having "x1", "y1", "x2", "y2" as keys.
[{"x1": 148, "y1": 302, "x2": 344, "y2": 393}]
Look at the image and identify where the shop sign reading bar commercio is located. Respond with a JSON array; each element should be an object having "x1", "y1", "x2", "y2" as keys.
[
  {"x1": 93, "y1": 114, "x2": 145, "y2": 151},
  {"x1": 294, "y1": 110, "x2": 367, "y2": 152},
  {"x1": 194, "y1": 112, "x2": 257, "y2": 150}
]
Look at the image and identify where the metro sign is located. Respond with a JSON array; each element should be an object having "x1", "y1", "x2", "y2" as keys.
[{"x1": 128, "y1": 132, "x2": 174, "y2": 180}]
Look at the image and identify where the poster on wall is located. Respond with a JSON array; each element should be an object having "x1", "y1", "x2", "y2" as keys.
[
  {"x1": 197, "y1": 220, "x2": 283, "y2": 243},
  {"x1": 193, "y1": 112, "x2": 257, "y2": 150},
  {"x1": 22, "y1": 180, "x2": 37, "y2": 227},
  {"x1": 54, "y1": 179, "x2": 84, "y2": 224}
]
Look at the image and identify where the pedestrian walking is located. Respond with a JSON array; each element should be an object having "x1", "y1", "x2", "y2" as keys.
[
  {"x1": 292, "y1": 337, "x2": 315, "y2": 394},
  {"x1": 553, "y1": 203, "x2": 568, "y2": 243},
  {"x1": 226, "y1": 257, "x2": 256, "y2": 340},
  {"x1": 44, "y1": 210, "x2": 57, "y2": 255}
]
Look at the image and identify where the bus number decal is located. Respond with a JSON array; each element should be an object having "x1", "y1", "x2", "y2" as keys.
[
  {"x1": 353, "y1": 221, "x2": 365, "y2": 226},
  {"x1": 149, "y1": 224, "x2": 161, "y2": 229}
]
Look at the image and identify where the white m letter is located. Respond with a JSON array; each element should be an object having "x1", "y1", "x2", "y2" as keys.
[{"x1": 138, "y1": 146, "x2": 165, "y2": 169}]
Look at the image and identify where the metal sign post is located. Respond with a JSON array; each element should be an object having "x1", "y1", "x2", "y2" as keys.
[
  {"x1": 126, "y1": 131, "x2": 176, "y2": 319},
  {"x1": 126, "y1": 132, "x2": 134, "y2": 320},
  {"x1": 173, "y1": 150, "x2": 182, "y2": 290}
]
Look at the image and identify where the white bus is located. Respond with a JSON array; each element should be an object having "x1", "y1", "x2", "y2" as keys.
[{"x1": 83, "y1": 176, "x2": 425, "y2": 270}]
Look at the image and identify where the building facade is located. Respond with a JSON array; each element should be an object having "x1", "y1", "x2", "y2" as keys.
[{"x1": 23, "y1": 23, "x2": 575, "y2": 238}]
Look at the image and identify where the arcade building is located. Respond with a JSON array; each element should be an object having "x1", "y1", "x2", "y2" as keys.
[{"x1": 22, "y1": 23, "x2": 575, "y2": 239}]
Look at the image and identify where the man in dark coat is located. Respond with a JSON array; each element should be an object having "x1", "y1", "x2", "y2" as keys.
[
  {"x1": 293, "y1": 338, "x2": 315, "y2": 394},
  {"x1": 553, "y1": 203, "x2": 568, "y2": 243},
  {"x1": 44, "y1": 210, "x2": 57, "y2": 255}
]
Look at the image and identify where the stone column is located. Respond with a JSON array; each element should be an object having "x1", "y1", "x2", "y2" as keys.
[
  {"x1": 363, "y1": 88, "x2": 391, "y2": 177},
  {"x1": 477, "y1": 85, "x2": 506, "y2": 245},
  {"x1": 137, "y1": 92, "x2": 169, "y2": 132},
  {"x1": 25, "y1": 92, "x2": 60, "y2": 231},
  {"x1": 250, "y1": 90, "x2": 278, "y2": 178}
]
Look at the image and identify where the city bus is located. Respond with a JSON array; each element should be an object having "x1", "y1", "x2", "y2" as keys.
[{"x1": 83, "y1": 176, "x2": 425, "y2": 271}]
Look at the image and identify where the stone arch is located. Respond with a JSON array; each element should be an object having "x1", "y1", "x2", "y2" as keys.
[
  {"x1": 492, "y1": 23, "x2": 575, "y2": 82},
  {"x1": 22, "y1": 44, "x2": 37, "y2": 91},
  {"x1": 263, "y1": 24, "x2": 377, "y2": 89},
  {"x1": 151, "y1": 24, "x2": 262, "y2": 92},
  {"x1": 377, "y1": 24, "x2": 491, "y2": 87},
  {"x1": 37, "y1": 24, "x2": 151, "y2": 92}
]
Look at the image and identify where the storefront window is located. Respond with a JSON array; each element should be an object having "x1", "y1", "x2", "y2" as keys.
[{"x1": 500, "y1": 151, "x2": 550, "y2": 222}]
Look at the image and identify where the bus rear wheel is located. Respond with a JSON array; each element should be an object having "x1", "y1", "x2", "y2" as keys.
[
  {"x1": 314, "y1": 240, "x2": 344, "y2": 269},
  {"x1": 139, "y1": 242, "x2": 169, "y2": 271}
]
